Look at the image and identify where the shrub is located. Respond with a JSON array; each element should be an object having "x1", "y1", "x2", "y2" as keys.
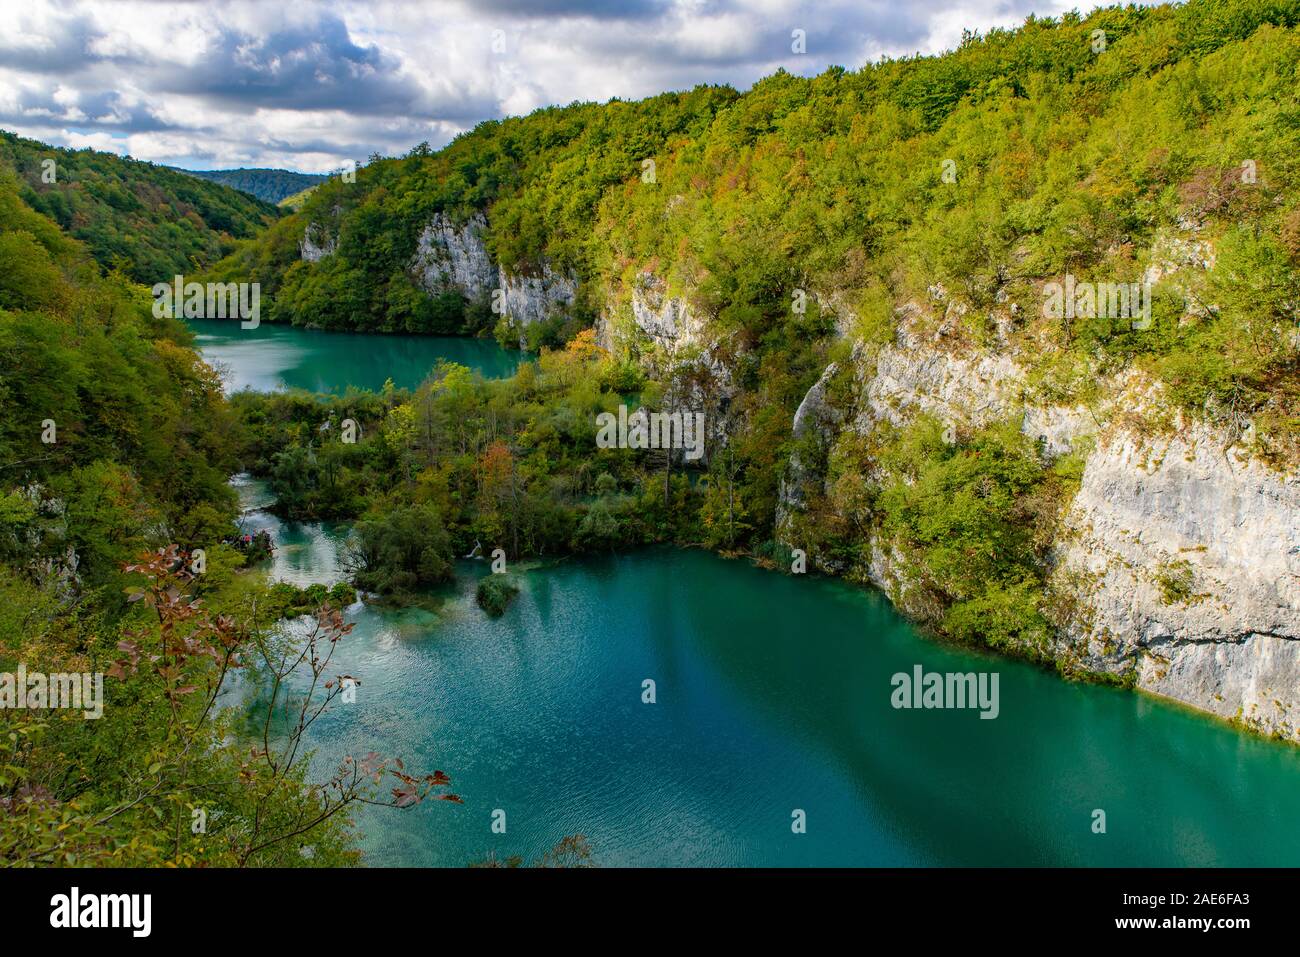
[
  {"x1": 350, "y1": 503, "x2": 455, "y2": 594},
  {"x1": 476, "y1": 574, "x2": 519, "y2": 617}
]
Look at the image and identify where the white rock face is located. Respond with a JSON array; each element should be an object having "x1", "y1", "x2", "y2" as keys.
[
  {"x1": 859, "y1": 341, "x2": 1023, "y2": 432},
  {"x1": 778, "y1": 361, "x2": 843, "y2": 521},
  {"x1": 629, "y1": 273, "x2": 708, "y2": 348},
  {"x1": 410, "y1": 212, "x2": 496, "y2": 300},
  {"x1": 853, "y1": 337, "x2": 1093, "y2": 456},
  {"x1": 597, "y1": 272, "x2": 736, "y2": 463},
  {"x1": 1021, "y1": 404, "x2": 1096, "y2": 459},
  {"x1": 500, "y1": 266, "x2": 576, "y2": 327},
  {"x1": 628, "y1": 273, "x2": 735, "y2": 397},
  {"x1": 773, "y1": 323, "x2": 1299, "y2": 738},
  {"x1": 792, "y1": 362, "x2": 842, "y2": 440},
  {"x1": 409, "y1": 212, "x2": 579, "y2": 345},
  {"x1": 300, "y1": 222, "x2": 336, "y2": 262},
  {"x1": 1056, "y1": 425, "x2": 1300, "y2": 736}
]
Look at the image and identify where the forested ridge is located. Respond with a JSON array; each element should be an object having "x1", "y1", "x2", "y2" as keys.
[
  {"x1": 0, "y1": 130, "x2": 278, "y2": 283},
  {"x1": 183, "y1": 167, "x2": 329, "y2": 205}
]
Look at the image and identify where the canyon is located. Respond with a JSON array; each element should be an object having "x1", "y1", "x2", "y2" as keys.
[{"x1": 294, "y1": 207, "x2": 1298, "y2": 740}]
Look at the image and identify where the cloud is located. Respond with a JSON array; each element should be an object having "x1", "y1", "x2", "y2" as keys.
[
  {"x1": 0, "y1": 84, "x2": 176, "y2": 135},
  {"x1": 450, "y1": 0, "x2": 673, "y2": 20},
  {"x1": 158, "y1": 13, "x2": 485, "y2": 118},
  {"x1": 0, "y1": 0, "x2": 1123, "y2": 172}
]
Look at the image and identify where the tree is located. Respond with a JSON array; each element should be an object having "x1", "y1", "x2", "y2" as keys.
[{"x1": 2, "y1": 547, "x2": 461, "y2": 867}]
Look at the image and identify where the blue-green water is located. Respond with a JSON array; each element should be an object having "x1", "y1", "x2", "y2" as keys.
[
  {"x1": 236, "y1": 478, "x2": 1300, "y2": 868},
  {"x1": 187, "y1": 319, "x2": 520, "y2": 393}
]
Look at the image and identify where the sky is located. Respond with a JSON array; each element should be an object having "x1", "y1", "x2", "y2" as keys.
[{"x1": 0, "y1": 0, "x2": 1128, "y2": 173}]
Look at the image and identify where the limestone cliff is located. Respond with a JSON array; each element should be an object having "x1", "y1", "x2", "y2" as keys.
[
  {"x1": 770, "y1": 317, "x2": 1299, "y2": 740},
  {"x1": 410, "y1": 212, "x2": 496, "y2": 300},
  {"x1": 299, "y1": 221, "x2": 337, "y2": 262},
  {"x1": 499, "y1": 266, "x2": 576, "y2": 330},
  {"x1": 1054, "y1": 424, "x2": 1299, "y2": 736},
  {"x1": 300, "y1": 209, "x2": 580, "y2": 347}
]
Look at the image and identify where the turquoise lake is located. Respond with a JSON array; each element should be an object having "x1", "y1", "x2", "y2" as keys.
[
  {"x1": 234, "y1": 477, "x2": 1300, "y2": 868},
  {"x1": 198, "y1": 301, "x2": 1300, "y2": 870},
  {"x1": 187, "y1": 319, "x2": 520, "y2": 393}
]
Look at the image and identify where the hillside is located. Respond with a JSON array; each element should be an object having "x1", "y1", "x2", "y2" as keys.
[
  {"x1": 185, "y1": 167, "x2": 329, "y2": 204},
  {"x1": 0, "y1": 149, "x2": 418, "y2": 863},
  {"x1": 205, "y1": 85, "x2": 740, "y2": 334},
  {"x1": 0, "y1": 131, "x2": 278, "y2": 282},
  {"x1": 211, "y1": 0, "x2": 1300, "y2": 737},
  {"x1": 278, "y1": 182, "x2": 320, "y2": 211}
]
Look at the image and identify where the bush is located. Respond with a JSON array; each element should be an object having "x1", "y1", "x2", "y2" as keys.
[
  {"x1": 268, "y1": 580, "x2": 358, "y2": 617},
  {"x1": 874, "y1": 417, "x2": 1064, "y2": 654},
  {"x1": 1156, "y1": 560, "x2": 1195, "y2": 605},
  {"x1": 350, "y1": 503, "x2": 455, "y2": 594},
  {"x1": 942, "y1": 579, "x2": 1052, "y2": 654},
  {"x1": 476, "y1": 574, "x2": 519, "y2": 617}
]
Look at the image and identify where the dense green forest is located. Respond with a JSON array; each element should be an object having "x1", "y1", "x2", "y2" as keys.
[
  {"x1": 0, "y1": 131, "x2": 278, "y2": 282},
  {"x1": 184, "y1": 167, "x2": 329, "y2": 204}
]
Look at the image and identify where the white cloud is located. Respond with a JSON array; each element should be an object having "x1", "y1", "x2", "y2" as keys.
[{"x1": 0, "y1": 0, "x2": 1132, "y2": 172}]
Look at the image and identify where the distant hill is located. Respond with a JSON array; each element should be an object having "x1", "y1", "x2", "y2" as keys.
[
  {"x1": 278, "y1": 183, "x2": 320, "y2": 211},
  {"x1": 0, "y1": 130, "x2": 278, "y2": 283},
  {"x1": 185, "y1": 168, "x2": 328, "y2": 204}
]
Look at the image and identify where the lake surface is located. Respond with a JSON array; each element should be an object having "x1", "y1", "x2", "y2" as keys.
[
  {"x1": 234, "y1": 476, "x2": 1300, "y2": 868},
  {"x1": 187, "y1": 319, "x2": 520, "y2": 393}
]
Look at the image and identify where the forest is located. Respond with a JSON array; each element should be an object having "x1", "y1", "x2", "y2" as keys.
[
  {"x1": 0, "y1": 131, "x2": 278, "y2": 283},
  {"x1": 183, "y1": 168, "x2": 329, "y2": 204}
]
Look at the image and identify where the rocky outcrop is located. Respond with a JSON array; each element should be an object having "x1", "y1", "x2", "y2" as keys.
[
  {"x1": 500, "y1": 266, "x2": 576, "y2": 328},
  {"x1": 854, "y1": 331, "x2": 1094, "y2": 457},
  {"x1": 410, "y1": 212, "x2": 496, "y2": 300},
  {"x1": 628, "y1": 273, "x2": 708, "y2": 349},
  {"x1": 597, "y1": 272, "x2": 711, "y2": 355},
  {"x1": 776, "y1": 362, "x2": 843, "y2": 535},
  {"x1": 1054, "y1": 424, "x2": 1300, "y2": 736},
  {"x1": 408, "y1": 212, "x2": 578, "y2": 346},
  {"x1": 300, "y1": 207, "x2": 582, "y2": 345},
  {"x1": 858, "y1": 337, "x2": 1022, "y2": 434},
  {"x1": 594, "y1": 272, "x2": 739, "y2": 464},
  {"x1": 300, "y1": 222, "x2": 336, "y2": 262},
  {"x1": 793, "y1": 363, "x2": 844, "y2": 441}
]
